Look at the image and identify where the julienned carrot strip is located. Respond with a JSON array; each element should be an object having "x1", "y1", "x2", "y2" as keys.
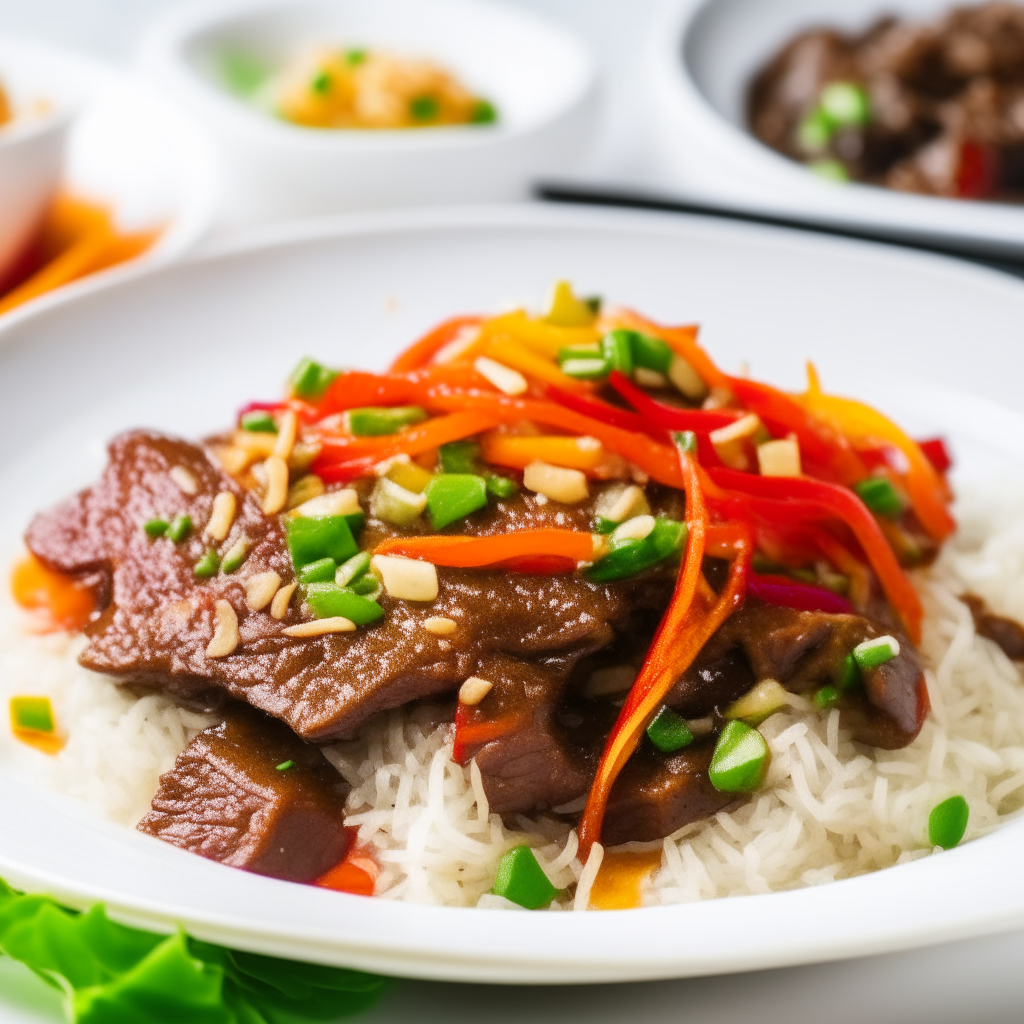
[
  {"x1": 388, "y1": 316, "x2": 483, "y2": 372},
  {"x1": 577, "y1": 453, "x2": 731, "y2": 862},
  {"x1": 373, "y1": 529, "x2": 596, "y2": 566},
  {"x1": 480, "y1": 433, "x2": 613, "y2": 475}
]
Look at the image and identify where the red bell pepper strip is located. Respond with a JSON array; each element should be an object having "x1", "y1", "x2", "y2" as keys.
[
  {"x1": 607, "y1": 371, "x2": 743, "y2": 432},
  {"x1": 373, "y1": 529, "x2": 596, "y2": 567},
  {"x1": 707, "y1": 467, "x2": 922, "y2": 641},
  {"x1": 747, "y1": 573, "x2": 853, "y2": 614},
  {"x1": 389, "y1": 315, "x2": 483, "y2": 372},
  {"x1": 315, "y1": 364, "x2": 490, "y2": 417},
  {"x1": 918, "y1": 437, "x2": 953, "y2": 476},
  {"x1": 542, "y1": 383, "x2": 654, "y2": 435}
]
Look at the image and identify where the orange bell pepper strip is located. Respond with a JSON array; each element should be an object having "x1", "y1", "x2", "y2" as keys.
[
  {"x1": 388, "y1": 315, "x2": 484, "y2": 372},
  {"x1": 577, "y1": 452, "x2": 743, "y2": 862},
  {"x1": 316, "y1": 364, "x2": 490, "y2": 416},
  {"x1": 374, "y1": 529, "x2": 598, "y2": 567},
  {"x1": 480, "y1": 433, "x2": 624, "y2": 477},
  {"x1": 798, "y1": 364, "x2": 954, "y2": 542}
]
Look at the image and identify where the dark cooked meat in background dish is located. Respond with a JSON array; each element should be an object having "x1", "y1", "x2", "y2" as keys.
[
  {"x1": 139, "y1": 707, "x2": 349, "y2": 881},
  {"x1": 962, "y1": 593, "x2": 1024, "y2": 660},
  {"x1": 748, "y1": 2, "x2": 1024, "y2": 199}
]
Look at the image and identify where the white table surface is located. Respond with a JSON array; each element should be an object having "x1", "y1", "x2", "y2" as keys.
[{"x1": 1, "y1": 2, "x2": 1023, "y2": 1021}]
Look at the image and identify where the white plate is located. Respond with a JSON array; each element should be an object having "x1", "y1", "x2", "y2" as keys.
[
  {"x1": 1, "y1": 205, "x2": 1024, "y2": 985},
  {"x1": 647, "y1": 0, "x2": 1024, "y2": 259},
  {"x1": 0, "y1": 36, "x2": 219, "y2": 322}
]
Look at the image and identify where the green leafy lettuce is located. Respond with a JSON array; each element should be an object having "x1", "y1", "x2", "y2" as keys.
[{"x1": 0, "y1": 878, "x2": 388, "y2": 1023}]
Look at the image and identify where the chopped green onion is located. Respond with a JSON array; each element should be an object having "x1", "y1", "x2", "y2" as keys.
[
  {"x1": 285, "y1": 515, "x2": 358, "y2": 570},
  {"x1": 646, "y1": 707, "x2": 694, "y2": 753},
  {"x1": 809, "y1": 158, "x2": 849, "y2": 182},
  {"x1": 275, "y1": 759, "x2": 296, "y2": 772},
  {"x1": 345, "y1": 48, "x2": 367, "y2": 66},
  {"x1": 820, "y1": 81, "x2": 870, "y2": 127},
  {"x1": 410, "y1": 95, "x2": 439, "y2": 121},
  {"x1": 240, "y1": 411, "x2": 278, "y2": 433},
  {"x1": 836, "y1": 652, "x2": 861, "y2": 692},
  {"x1": 290, "y1": 358, "x2": 338, "y2": 400},
  {"x1": 370, "y1": 478, "x2": 426, "y2": 527},
  {"x1": 304, "y1": 583, "x2": 384, "y2": 625},
  {"x1": 600, "y1": 330, "x2": 634, "y2": 376},
  {"x1": 335, "y1": 551, "x2": 371, "y2": 587},
  {"x1": 439, "y1": 440, "x2": 480, "y2": 475},
  {"x1": 349, "y1": 574, "x2": 381, "y2": 597},
  {"x1": 629, "y1": 331, "x2": 673, "y2": 374},
  {"x1": 813, "y1": 685, "x2": 840, "y2": 710},
  {"x1": 297, "y1": 557, "x2": 337, "y2": 584},
  {"x1": 854, "y1": 477, "x2": 904, "y2": 517},
  {"x1": 485, "y1": 475, "x2": 517, "y2": 499},
  {"x1": 798, "y1": 108, "x2": 833, "y2": 153},
  {"x1": 559, "y1": 357, "x2": 609, "y2": 380},
  {"x1": 470, "y1": 99, "x2": 497, "y2": 124},
  {"x1": 853, "y1": 635, "x2": 900, "y2": 670},
  {"x1": 310, "y1": 70, "x2": 331, "y2": 95},
  {"x1": 672, "y1": 430, "x2": 698, "y2": 455},
  {"x1": 586, "y1": 517, "x2": 686, "y2": 583},
  {"x1": 709, "y1": 720, "x2": 770, "y2": 793},
  {"x1": 167, "y1": 514, "x2": 192, "y2": 544},
  {"x1": 593, "y1": 516, "x2": 618, "y2": 535},
  {"x1": 193, "y1": 549, "x2": 221, "y2": 578},
  {"x1": 346, "y1": 406, "x2": 428, "y2": 437},
  {"x1": 425, "y1": 474, "x2": 489, "y2": 530},
  {"x1": 221, "y1": 539, "x2": 248, "y2": 575},
  {"x1": 10, "y1": 695, "x2": 55, "y2": 733},
  {"x1": 490, "y1": 845, "x2": 559, "y2": 910},
  {"x1": 724, "y1": 678, "x2": 789, "y2": 726},
  {"x1": 928, "y1": 795, "x2": 969, "y2": 849},
  {"x1": 557, "y1": 345, "x2": 601, "y2": 362},
  {"x1": 143, "y1": 518, "x2": 169, "y2": 539}
]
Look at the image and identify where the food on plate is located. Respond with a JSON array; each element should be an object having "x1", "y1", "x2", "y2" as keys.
[
  {"x1": 748, "y1": 2, "x2": 1024, "y2": 199},
  {"x1": 223, "y1": 45, "x2": 496, "y2": 129},
  {"x1": 0, "y1": 78, "x2": 11, "y2": 127},
  {"x1": 7, "y1": 282, "x2": 1024, "y2": 910}
]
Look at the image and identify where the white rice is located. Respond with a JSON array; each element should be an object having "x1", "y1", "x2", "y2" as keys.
[{"x1": 3, "y1": 479, "x2": 1024, "y2": 908}]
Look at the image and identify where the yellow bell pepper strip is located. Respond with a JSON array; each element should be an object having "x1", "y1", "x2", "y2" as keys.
[
  {"x1": 480, "y1": 432, "x2": 621, "y2": 476},
  {"x1": 478, "y1": 309, "x2": 600, "y2": 359},
  {"x1": 799, "y1": 364, "x2": 955, "y2": 542},
  {"x1": 388, "y1": 315, "x2": 483, "y2": 372},
  {"x1": 481, "y1": 337, "x2": 594, "y2": 394},
  {"x1": 577, "y1": 451, "x2": 746, "y2": 862},
  {"x1": 373, "y1": 529, "x2": 597, "y2": 568}
]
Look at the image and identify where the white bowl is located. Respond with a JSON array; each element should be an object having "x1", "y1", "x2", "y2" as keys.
[
  {"x1": 648, "y1": 0, "x2": 1024, "y2": 258},
  {"x1": 0, "y1": 41, "x2": 75, "y2": 283},
  {"x1": 138, "y1": 0, "x2": 600, "y2": 225}
]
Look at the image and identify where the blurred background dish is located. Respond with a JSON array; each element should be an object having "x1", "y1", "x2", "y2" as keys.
[
  {"x1": 0, "y1": 35, "x2": 218, "y2": 321},
  {"x1": 138, "y1": 0, "x2": 600, "y2": 225},
  {"x1": 648, "y1": 0, "x2": 1024, "y2": 258}
]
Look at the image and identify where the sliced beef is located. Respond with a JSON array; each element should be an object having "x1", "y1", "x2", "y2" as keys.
[
  {"x1": 963, "y1": 593, "x2": 1024, "y2": 660},
  {"x1": 26, "y1": 430, "x2": 671, "y2": 742},
  {"x1": 138, "y1": 708, "x2": 348, "y2": 881}
]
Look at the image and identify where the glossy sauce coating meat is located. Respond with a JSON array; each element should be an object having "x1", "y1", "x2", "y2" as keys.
[
  {"x1": 138, "y1": 708, "x2": 348, "y2": 881},
  {"x1": 963, "y1": 593, "x2": 1024, "y2": 660}
]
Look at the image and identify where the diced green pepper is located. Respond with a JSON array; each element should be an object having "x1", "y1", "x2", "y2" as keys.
[
  {"x1": 560, "y1": 357, "x2": 609, "y2": 380},
  {"x1": 143, "y1": 518, "x2": 169, "y2": 539},
  {"x1": 486, "y1": 475, "x2": 516, "y2": 499},
  {"x1": 470, "y1": 99, "x2": 497, "y2": 124},
  {"x1": 854, "y1": 477, "x2": 904, "y2": 517},
  {"x1": 585, "y1": 517, "x2": 686, "y2": 583},
  {"x1": 593, "y1": 516, "x2": 618, "y2": 535},
  {"x1": 335, "y1": 551, "x2": 371, "y2": 587},
  {"x1": 490, "y1": 845, "x2": 559, "y2": 910},
  {"x1": 194, "y1": 549, "x2": 221, "y2": 578},
  {"x1": 836, "y1": 652, "x2": 861, "y2": 692},
  {"x1": 285, "y1": 515, "x2": 358, "y2": 570},
  {"x1": 240, "y1": 411, "x2": 278, "y2": 433},
  {"x1": 813, "y1": 685, "x2": 840, "y2": 710},
  {"x1": 221, "y1": 541, "x2": 248, "y2": 575},
  {"x1": 297, "y1": 557, "x2": 337, "y2": 584},
  {"x1": 601, "y1": 330, "x2": 634, "y2": 376},
  {"x1": 672, "y1": 430, "x2": 698, "y2": 456},
  {"x1": 290, "y1": 358, "x2": 338, "y2": 400},
  {"x1": 167, "y1": 514, "x2": 192, "y2": 544},
  {"x1": 709, "y1": 720, "x2": 770, "y2": 793},
  {"x1": 928, "y1": 795, "x2": 969, "y2": 849},
  {"x1": 344, "y1": 511, "x2": 365, "y2": 537},
  {"x1": 346, "y1": 406, "x2": 428, "y2": 437},
  {"x1": 349, "y1": 574, "x2": 381, "y2": 597},
  {"x1": 629, "y1": 331, "x2": 673, "y2": 374},
  {"x1": 10, "y1": 695, "x2": 55, "y2": 733},
  {"x1": 646, "y1": 707, "x2": 694, "y2": 753},
  {"x1": 275, "y1": 759, "x2": 296, "y2": 772},
  {"x1": 304, "y1": 583, "x2": 384, "y2": 625},
  {"x1": 820, "y1": 82, "x2": 871, "y2": 127},
  {"x1": 439, "y1": 440, "x2": 480, "y2": 475},
  {"x1": 853, "y1": 635, "x2": 899, "y2": 670},
  {"x1": 425, "y1": 474, "x2": 489, "y2": 530}
]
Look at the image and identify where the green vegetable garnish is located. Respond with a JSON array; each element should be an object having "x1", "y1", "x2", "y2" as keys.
[
  {"x1": 672, "y1": 430, "x2": 698, "y2": 456},
  {"x1": 346, "y1": 406, "x2": 428, "y2": 437},
  {"x1": 10, "y1": 695, "x2": 55, "y2": 733},
  {"x1": 585, "y1": 517, "x2": 687, "y2": 583},
  {"x1": 240, "y1": 411, "x2": 278, "y2": 434},
  {"x1": 628, "y1": 331, "x2": 673, "y2": 374},
  {"x1": 143, "y1": 518, "x2": 169, "y2": 539},
  {"x1": 289, "y1": 358, "x2": 338, "y2": 400},
  {"x1": 470, "y1": 99, "x2": 497, "y2": 124},
  {"x1": 820, "y1": 81, "x2": 871, "y2": 127},
  {"x1": 853, "y1": 634, "x2": 899, "y2": 670},
  {"x1": 928, "y1": 795, "x2": 969, "y2": 849},
  {"x1": 345, "y1": 48, "x2": 367, "y2": 66},
  {"x1": 220, "y1": 50, "x2": 272, "y2": 97},
  {"x1": 490, "y1": 846, "x2": 559, "y2": 910},
  {"x1": 855, "y1": 477, "x2": 904, "y2": 517},
  {"x1": 310, "y1": 70, "x2": 331, "y2": 95},
  {"x1": 349, "y1": 574, "x2": 381, "y2": 597},
  {"x1": 0, "y1": 877, "x2": 387, "y2": 1023},
  {"x1": 836, "y1": 652, "x2": 861, "y2": 692},
  {"x1": 439, "y1": 440, "x2": 480, "y2": 475},
  {"x1": 334, "y1": 551, "x2": 371, "y2": 587},
  {"x1": 285, "y1": 515, "x2": 358, "y2": 570},
  {"x1": 708, "y1": 720, "x2": 770, "y2": 793},
  {"x1": 593, "y1": 516, "x2": 618, "y2": 535},
  {"x1": 297, "y1": 556, "x2": 337, "y2": 584},
  {"x1": 809, "y1": 158, "x2": 849, "y2": 182},
  {"x1": 425, "y1": 474, "x2": 489, "y2": 530},
  {"x1": 813, "y1": 685, "x2": 840, "y2": 710},
  {"x1": 220, "y1": 541, "x2": 248, "y2": 575},
  {"x1": 485, "y1": 475, "x2": 517, "y2": 499},
  {"x1": 304, "y1": 583, "x2": 384, "y2": 625},
  {"x1": 559, "y1": 357, "x2": 610, "y2": 380},
  {"x1": 167, "y1": 514, "x2": 192, "y2": 544},
  {"x1": 798, "y1": 108, "x2": 832, "y2": 153},
  {"x1": 275, "y1": 760, "x2": 296, "y2": 772},
  {"x1": 409, "y1": 95, "x2": 439, "y2": 121},
  {"x1": 646, "y1": 707, "x2": 694, "y2": 753},
  {"x1": 601, "y1": 330, "x2": 634, "y2": 376},
  {"x1": 193, "y1": 549, "x2": 221, "y2": 579}
]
